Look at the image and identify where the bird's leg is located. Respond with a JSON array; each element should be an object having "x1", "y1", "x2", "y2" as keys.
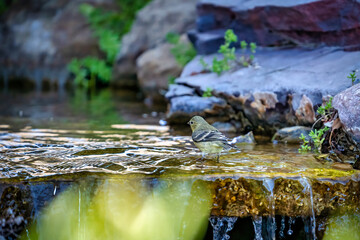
[
  {"x1": 196, "y1": 153, "x2": 205, "y2": 162},
  {"x1": 216, "y1": 154, "x2": 220, "y2": 162}
]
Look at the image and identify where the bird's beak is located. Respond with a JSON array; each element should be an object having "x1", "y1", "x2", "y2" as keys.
[{"x1": 187, "y1": 121, "x2": 190, "y2": 125}]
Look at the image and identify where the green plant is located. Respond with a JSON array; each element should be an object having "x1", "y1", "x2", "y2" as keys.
[
  {"x1": 299, "y1": 133, "x2": 311, "y2": 153},
  {"x1": 166, "y1": 32, "x2": 197, "y2": 67},
  {"x1": 200, "y1": 29, "x2": 257, "y2": 75},
  {"x1": 309, "y1": 127, "x2": 329, "y2": 150},
  {"x1": 202, "y1": 87, "x2": 213, "y2": 98},
  {"x1": 68, "y1": 57, "x2": 112, "y2": 88},
  {"x1": 68, "y1": 1, "x2": 150, "y2": 88},
  {"x1": 317, "y1": 97, "x2": 333, "y2": 116},
  {"x1": 250, "y1": 42, "x2": 257, "y2": 61},
  {"x1": 347, "y1": 72, "x2": 357, "y2": 85},
  {"x1": 299, "y1": 127, "x2": 329, "y2": 153}
]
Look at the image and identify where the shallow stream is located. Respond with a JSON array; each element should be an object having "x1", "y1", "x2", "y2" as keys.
[{"x1": 1, "y1": 89, "x2": 359, "y2": 240}]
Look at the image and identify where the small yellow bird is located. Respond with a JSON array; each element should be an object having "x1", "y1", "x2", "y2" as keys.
[{"x1": 187, "y1": 116, "x2": 237, "y2": 161}]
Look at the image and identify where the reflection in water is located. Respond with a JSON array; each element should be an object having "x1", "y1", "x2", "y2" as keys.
[
  {"x1": 70, "y1": 89, "x2": 126, "y2": 127},
  {"x1": 22, "y1": 178, "x2": 212, "y2": 240}
]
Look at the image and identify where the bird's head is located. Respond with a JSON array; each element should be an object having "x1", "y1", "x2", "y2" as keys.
[{"x1": 187, "y1": 116, "x2": 207, "y2": 131}]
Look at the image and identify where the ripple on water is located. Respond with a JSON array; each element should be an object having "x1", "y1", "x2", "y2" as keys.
[{"x1": 0, "y1": 125, "x2": 359, "y2": 180}]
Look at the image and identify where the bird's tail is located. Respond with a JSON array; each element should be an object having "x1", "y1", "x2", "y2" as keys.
[{"x1": 223, "y1": 142, "x2": 239, "y2": 150}]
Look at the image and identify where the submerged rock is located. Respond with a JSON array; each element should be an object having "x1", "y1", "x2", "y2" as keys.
[
  {"x1": 190, "y1": 0, "x2": 360, "y2": 54},
  {"x1": 272, "y1": 126, "x2": 311, "y2": 144},
  {"x1": 166, "y1": 47, "x2": 360, "y2": 134},
  {"x1": 231, "y1": 131, "x2": 256, "y2": 144}
]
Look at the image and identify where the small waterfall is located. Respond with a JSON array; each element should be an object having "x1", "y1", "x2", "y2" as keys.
[
  {"x1": 279, "y1": 216, "x2": 286, "y2": 238},
  {"x1": 252, "y1": 216, "x2": 263, "y2": 240},
  {"x1": 263, "y1": 178, "x2": 276, "y2": 240},
  {"x1": 209, "y1": 216, "x2": 237, "y2": 240},
  {"x1": 287, "y1": 217, "x2": 295, "y2": 235},
  {"x1": 300, "y1": 177, "x2": 317, "y2": 240}
]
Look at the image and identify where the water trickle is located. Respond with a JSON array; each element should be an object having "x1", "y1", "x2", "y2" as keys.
[
  {"x1": 252, "y1": 216, "x2": 263, "y2": 240},
  {"x1": 263, "y1": 178, "x2": 276, "y2": 240},
  {"x1": 287, "y1": 217, "x2": 295, "y2": 235},
  {"x1": 303, "y1": 216, "x2": 310, "y2": 239},
  {"x1": 279, "y1": 216, "x2": 286, "y2": 238},
  {"x1": 209, "y1": 216, "x2": 237, "y2": 240},
  {"x1": 300, "y1": 177, "x2": 317, "y2": 240}
]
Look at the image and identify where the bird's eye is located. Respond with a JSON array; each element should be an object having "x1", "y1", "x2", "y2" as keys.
[{"x1": 190, "y1": 121, "x2": 194, "y2": 124}]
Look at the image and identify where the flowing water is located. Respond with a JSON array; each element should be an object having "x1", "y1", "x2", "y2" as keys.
[{"x1": 1, "y1": 89, "x2": 360, "y2": 240}]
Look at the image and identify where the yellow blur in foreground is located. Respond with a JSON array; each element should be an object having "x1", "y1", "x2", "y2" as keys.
[
  {"x1": 23, "y1": 179, "x2": 212, "y2": 240},
  {"x1": 323, "y1": 212, "x2": 360, "y2": 240}
]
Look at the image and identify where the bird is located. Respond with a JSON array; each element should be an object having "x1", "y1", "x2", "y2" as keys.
[{"x1": 187, "y1": 116, "x2": 238, "y2": 161}]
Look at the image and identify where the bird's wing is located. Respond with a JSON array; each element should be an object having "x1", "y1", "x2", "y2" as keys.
[{"x1": 192, "y1": 130, "x2": 228, "y2": 143}]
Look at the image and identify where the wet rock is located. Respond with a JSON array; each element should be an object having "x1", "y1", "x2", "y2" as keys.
[
  {"x1": 113, "y1": 0, "x2": 197, "y2": 80},
  {"x1": 166, "y1": 47, "x2": 360, "y2": 134},
  {"x1": 211, "y1": 177, "x2": 360, "y2": 217},
  {"x1": 167, "y1": 95, "x2": 232, "y2": 124},
  {"x1": 165, "y1": 84, "x2": 195, "y2": 99},
  {"x1": 332, "y1": 84, "x2": 360, "y2": 142},
  {"x1": 231, "y1": 131, "x2": 256, "y2": 144},
  {"x1": 190, "y1": 0, "x2": 360, "y2": 54},
  {"x1": 0, "y1": 0, "x2": 114, "y2": 87},
  {"x1": 272, "y1": 126, "x2": 311, "y2": 144},
  {"x1": 136, "y1": 35, "x2": 192, "y2": 101},
  {"x1": 0, "y1": 186, "x2": 33, "y2": 239}
]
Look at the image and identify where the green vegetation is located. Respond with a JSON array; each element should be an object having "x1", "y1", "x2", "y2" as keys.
[
  {"x1": 309, "y1": 127, "x2": 329, "y2": 151},
  {"x1": 348, "y1": 72, "x2": 357, "y2": 85},
  {"x1": 299, "y1": 97, "x2": 334, "y2": 153},
  {"x1": 317, "y1": 97, "x2": 333, "y2": 116},
  {"x1": 166, "y1": 32, "x2": 197, "y2": 67},
  {"x1": 200, "y1": 29, "x2": 257, "y2": 75},
  {"x1": 299, "y1": 127, "x2": 329, "y2": 153},
  {"x1": 70, "y1": 88, "x2": 126, "y2": 127},
  {"x1": 68, "y1": 0, "x2": 150, "y2": 89},
  {"x1": 68, "y1": 57, "x2": 112, "y2": 89},
  {"x1": 299, "y1": 134, "x2": 311, "y2": 153},
  {"x1": 202, "y1": 87, "x2": 213, "y2": 98}
]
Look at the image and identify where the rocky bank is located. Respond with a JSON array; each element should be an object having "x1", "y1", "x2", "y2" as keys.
[{"x1": 165, "y1": 0, "x2": 360, "y2": 135}]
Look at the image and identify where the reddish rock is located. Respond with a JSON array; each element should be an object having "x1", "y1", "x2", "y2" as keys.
[{"x1": 191, "y1": 0, "x2": 360, "y2": 54}]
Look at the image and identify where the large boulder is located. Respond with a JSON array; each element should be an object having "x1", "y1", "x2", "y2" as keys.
[
  {"x1": 113, "y1": 0, "x2": 197, "y2": 82},
  {"x1": 166, "y1": 47, "x2": 360, "y2": 134},
  {"x1": 136, "y1": 35, "x2": 191, "y2": 101},
  {"x1": 333, "y1": 83, "x2": 360, "y2": 142},
  {"x1": 189, "y1": 0, "x2": 360, "y2": 54},
  {"x1": 0, "y1": 0, "x2": 115, "y2": 88}
]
